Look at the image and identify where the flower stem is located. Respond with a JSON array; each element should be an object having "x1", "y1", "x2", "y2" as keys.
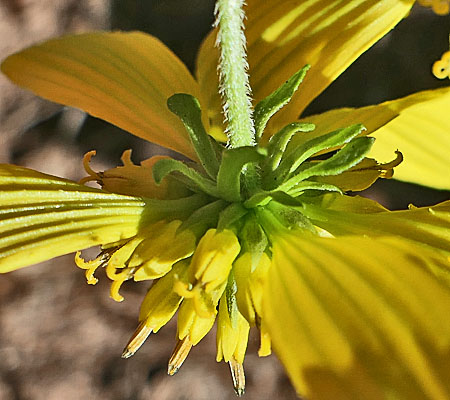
[{"x1": 215, "y1": 0, "x2": 255, "y2": 148}]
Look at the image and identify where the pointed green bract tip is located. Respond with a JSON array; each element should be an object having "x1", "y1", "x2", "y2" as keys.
[
  {"x1": 253, "y1": 64, "x2": 311, "y2": 139},
  {"x1": 167, "y1": 93, "x2": 219, "y2": 179}
]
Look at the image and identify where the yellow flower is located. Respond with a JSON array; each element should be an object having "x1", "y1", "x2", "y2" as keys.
[
  {"x1": 1, "y1": 1, "x2": 450, "y2": 398},
  {"x1": 418, "y1": 0, "x2": 450, "y2": 14},
  {"x1": 433, "y1": 50, "x2": 450, "y2": 79}
]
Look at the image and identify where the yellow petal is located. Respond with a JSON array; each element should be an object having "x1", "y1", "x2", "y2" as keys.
[
  {"x1": 264, "y1": 234, "x2": 450, "y2": 399},
  {"x1": 177, "y1": 297, "x2": 217, "y2": 345},
  {"x1": 138, "y1": 260, "x2": 188, "y2": 332},
  {"x1": 189, "y1": 229, "x2": 240, "y2": 291},
  {"x1": 234, "y1": 253, "x2": 256, "y2": 324},
  {"x1": 1, "y1": 32, "x2": 204, "y2": 159},
  {"x1": 197, "y1": 0, "x2": 414, "y2": 133},
  {"x1": 293, "y1": 87, "x2": 450, "y2": 190},
  {"x1": 131, "y1": 221, "x2": 196, "y2": 281},
  {"x1": 0, "y1": 164, "x2": 147, "y2": 272},
  {"x1": 314, "y1": 156, "x2": 400, "y2": 192},
  {"x1": 98, "y1": 150, "x2": 190, "y2": 200},
  {"x1": 216, "y1": 292, "x2": 250, "y2": 363},
  {"x1": 302, "y1": 194, "x2": 450, "y2": 259},
  {"x1": 235, "y1": 252, "x2": 271, "y2": 323},
  {"x1": 369, "y1": 90, "x2": 450, "y2": 189}
]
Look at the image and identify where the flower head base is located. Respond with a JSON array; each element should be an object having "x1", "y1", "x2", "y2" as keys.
[{"x1": 67, "y1": 65, "x2": 403, "y2": 395}]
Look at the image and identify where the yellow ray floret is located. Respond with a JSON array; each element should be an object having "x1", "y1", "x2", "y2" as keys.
[
  {"x1": 0, "y1": 164, "x2": 147, "y2": 273},
  {"x1": 264, "y1": 234, "x2": 450, "y2": 399}
]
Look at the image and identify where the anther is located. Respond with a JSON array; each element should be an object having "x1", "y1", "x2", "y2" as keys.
[
  {"x1": 167, "y1": 337, "x2": 193, "y2": 375},
  {"x1": 79, "y1": 150, "x2": 101, "y2": 184},
  {"x1": 229, "y1": 357, "x2": 245, "y2": 397},
  {"x1": 122, "y1": 320, "x2": 152, "y2": 359}
]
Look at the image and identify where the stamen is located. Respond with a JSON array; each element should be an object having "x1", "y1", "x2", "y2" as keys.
[
  {"x1": 105, "y1": 261, "x2": 136, "y2": 302},
  {"x1": 379, "y1": 153, "x2": 402, "y2": 178},
  {"x1": 79, "y1": 150, "x2": 101, "y2": 184},
  {"x1": 173, "y1": 279, "x2": 195, "y2": 298},
  {"x1": 122, "y1": 320, "x2": 153, "y2": 359},
  {"x1": 229, "y1": 357, "x2": 245, "y2": 397},
  {"x1": 110, "y1": 279, "x2": 127, "y2": 302},
  {"x1": 105, "y1": 261, "x2": 131, "y2": 281},
  {"x1": 85, "y1": 266, "x2": 99, "y2": 285},
  {"x1": 120, "y1": 149, "x2": 134, "y2": 166},
  {"x1": 74, "y1": 251, "x2": 107, "y2": 285},
  {"x1": 349, "y1": 150, "x2": 403, "y2": 179},
  {"x1": 168, "y1": 337, "x2": 193, "y2": 375}
]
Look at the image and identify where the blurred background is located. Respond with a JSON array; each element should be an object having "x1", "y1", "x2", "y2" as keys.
[{"x1": 0, "y1": 1, "x2": 449, "y2": 399}]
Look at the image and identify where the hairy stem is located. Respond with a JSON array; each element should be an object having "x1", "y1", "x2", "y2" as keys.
[{"x1": 215, "y1": 0, "x2": 255, "y2": 148}]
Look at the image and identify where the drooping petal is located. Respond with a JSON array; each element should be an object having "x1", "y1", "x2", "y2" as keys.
[
  {"x1": 1, "y1": 32, "x2": 204, "y2": 159},
  {"x1": 264, "y1": 234, "x2": 450, "y2": 399},
  {"x1": 90, "y1": 150, "x2": 190, "y2": 200},
  {"x1": 293, "y1": 87, "x2": 450, "y2": 190},
  {"x1": 196, "y1": 0, "x2": 415, "y2": 133},
  {"x1": 0, "y1": 164, "x2": 148, "y2": 272}
]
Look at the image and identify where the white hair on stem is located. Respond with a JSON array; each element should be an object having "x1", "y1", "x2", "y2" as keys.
[{"x1": 215, "y1": 0, "x2": 255, "y2": 148}]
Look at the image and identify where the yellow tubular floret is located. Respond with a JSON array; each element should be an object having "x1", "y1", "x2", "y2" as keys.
[
  {"x1": 131, "y1": 221, "x2": 196, "y2": 281},
  {"x1": 233, "y1": 253, "x2": 256, "y2": 324},
  {"x1": 177, "y1": 279, "x2": 228, "y2": 346},
  {"x1": 216, "y1": 291, "x2": 250, "y2": 363},
  {"x1": 234, "y1": 252, "x2": 272, "y2": 356},
  {"x1": 121, "y1": 261, "x2": 190, "y2": 359},
  {"x1": 190, "y1": 229, "x2": 241, "y2": 291},
  {"x1": 235, "y1": 252, "x2": 271, "y2": 323},
  {"x1": 138, "y1": 260, "x2": 189, "y2": 331},
  {"x1": 82, "y1": 150, "x2": 191, "y2": 200},
  {"x1": 174, "y1": 229, "x2": 241, "y2": 317},
  {"x1": 177, "y1": 297, "x2": 218, "y2": 345}
]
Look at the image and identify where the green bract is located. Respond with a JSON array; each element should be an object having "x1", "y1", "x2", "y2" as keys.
[{"x1": 157, "y1": 67, "x2": 376, "y2": 239}]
